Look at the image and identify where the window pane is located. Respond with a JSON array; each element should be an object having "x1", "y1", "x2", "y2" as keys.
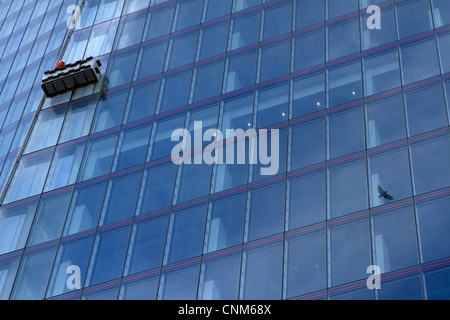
[
  {"x1": 148, "y1": 113, "x2": 186, "y2": 161},
  {"x1": 292, "y1": 71, "x2": 325, "y2": 118},
  {"x1": 205, "y1": 192, "x2": 246, "y2": 253},
  {"x1": 285, "y1": 228, "x2": 326, "y2": 298},
  {"x1": 241, "y1": 239, "x2": 283, "y2": 299},
  {"x1": 366, "y1": 93, "x2": 407, "y2": 148},
  {"x1": 165, "y1": 203, "x2": 207, "y2": 264},
  {"x1": 409, "y1": 133, "x2": 450, "y2": 195},
  {"x1": 416, "y1": 193, "x2": 450, "y2": 263},
  {"x1": 328, "y1": 104, "x2": 365, "y2": 160},
  {"x1": 259, "y1": 39, "x2": 290, "y2": 83},
  {"x1": 233, "y1": 0, "x2": 261, "y2": 12},
  {"x1": 229, "y1": 11, "x2": 260, "y2": 51},
  {"x1": 125, "y1": 213, "x2": 169, "y2": 275},
  {"x1": 204, "y1": 0, "x2": 232, "y2": 21},
  {"x1": 120, "y1": 273, "x2": 159, "y2": 300},
  {"x1": 0, "y1": 251, "x2": 22, "y2": 300},
  {"x1": 11, "y1": 244, "x2": 58, "y2": 300},
  {"x1": 404, "y1": 83, "x2": 448, "y2": 137},
  {"x1": 159, "y1": 261, "x2": 200, "y2": 300},
  {"x1": 328, "y1": 156, "x2": 368, "y2": 218},
  {"x1": 100, "y1": 171, "x2": 141, "y2": 225},
  {"x1": 124, "y1": 80, "x2": 159, "y2": 123},
  {"x1": 106, "y1": 50, "x2": 138, "y2": 88},
  {"x1": 176, "y1": 155, "x2": 212, "y2": 203},
  {"x1": 432, "y1": 0, "x2": 450, "y2": 28},
  {"x1": 361, "y1": 6, "x2": 396, "y2": 50},
  {"x1": 328, "y1": 216, "x2": 371, "y2": 287},
  {"x1": 92, "y1": 90, "x2": 129, "y2": 133},
  {"x1": 328, "y1": 60, "x2": 362, "y2": 108},
  {"x1": 191, "y1": 59, "x2": 225, "y2": 103},
  {"x1": 44, "y1": 139, "x2": 86, "y2": 192},
  {"x1": 199, "y1": 250, "x2": 241, "y2": 300},
  {"x1": 139, "y1": 162, "x2": 177, "y2": 214},
  {"x1": 143, "y1": 4, "x2": 175, "y2": 40},
  {"x1": 198, "y1": 21, "x2": 228, "y2": 60},
  {"x1": 82, "y1": 281, "x2": 120, "y2": 300},
  {"x1": 94, "y1": 0, "x2": 124, "y2": 24},
  {"x1": 262, "y1": 2, "x2": 292, "y2": 40},
  {"x1": 85, "y1": 19, "x2": 119, "y2": 57},
  {"x1": 173, "y1": 0, "x2": 204, "y2": 32},
  {"x1": 158, "y1": 70, "x2": 192, "y2": 113},
  {"x1": 0, "y1": 199, "x2": 38, "y2": 255},
  {"x1": 28, "y1": 189, "x2": 72, "y2": 246},
  {"x1": 295, "y1": 0, "x2": 324, "y2": 29},
  {"x1": 290, "y1": 114, "x2": 325, "y2": 171},
  {"x1": 328, "y1": 0, "x2": 358, "y2": 19},
  {"x1": 224, "y1": 49, "x2": 257, "y2": 93},
  {"x1": 294, "y1": 29, "x2": 324, "y2": 71},
  {"x1": 396, "y1": 0, "x2": 432, "y2": 39},
  {"x1": 368, "y1": 145, "x2": 412, "y2": 207},
  {"x1": 135, "y1": 40, "x2": 168, "y2": 80},
  {"x1": 246, "y1": 181, "x2": 285, "y2": 242},
  {"x1": 46, "y1": 233, "x2": 95, "y2": 298},
  {"x1": 63, "y1": 179, "x2": 108, "y2": 236},
  {"x1": 288, "y1": 167, "x2": 326, "y2": 230},
  {"x1": 166, "y1": 30, "x2": 199, "y2": 70},
  {"x1": 437, "y1": 31, "x2": 450, "y2": 74},
  {"x1": 364, "y1": 49, "x2": 401, "y2": 96},
  {"x1": 255, "y1": 82, "x2": 289, "y2": 128},
  {"x1": 87, "y1": 224, "x2": 132, "y2": 286},
  {"x1": 377, "y1": 270, "x2": 423, "y2": 300},
  {"x1": 79, "y1": 131, "x2": 119, "y2": 181},
  {"x1": 424, "y1": 263, "x2": 450, "y2": 300},
  {"x1": 327, "y1": 18, "x2": 360, "y2": 61},
  {"x1": 59, "y1": 97, "x2": 97, "y2": 144},
  {"x1": 400, "y1": 38, "x2": 440, "y2": 85}
]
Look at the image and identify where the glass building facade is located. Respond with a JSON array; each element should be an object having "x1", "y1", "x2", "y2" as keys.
[{"x1": 0, "y1": 0, "x2": 449, "y2": 300}]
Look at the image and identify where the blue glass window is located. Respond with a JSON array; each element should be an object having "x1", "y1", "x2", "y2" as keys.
[
  {"x1": 233, "y1": 0, "x2": 261, "y2": 12},
  {"x1": 165, "y1": 203, "x2": 207, "y2": 264},
  {"x1": 371, "y1": 205, "x2": 419, "y2": 274},
  {"x1": 159, "y1": 260, "x2": 200, "y2": 299},
  {"x1": 409, "y1": 132, "x2": 450, "y2": 195},
  {"x1": 246, "y1": 180, "x2": 285, "y2": 242},
  {"x1": 416, "y1": 193, "x2": 450, "y2": 263},
  {"x1": 11, "y1": 243, "x2": 57, "y2": 300},
  {"x1": 255, "y1": 82, "x2": 289, "y2": 128},
  {"x1": 176, "y1": 155, "x2": 212, "y2": 203},
  {"x1": 328, "y1": 104, "x2": 365, "y2": 160},
  {"x1": 113, "y1": 121, "x2": 151, "y2": 171},
  {"x1": 328, "y1": 215, "x2": 371, "y2": 287},
  {"x1": 0, "y1": 199, "x2": 38, "y2": 255},
  {"x1": 364, "y1": 49, "x2": 401, "y2": 96},
  {"x1": 204, "y1": 192, "x2": 246, "y2": 253},
  {"x1": 241, "y1": 238, "x2": 283, "y2": 299},
  {"x1": 404, "y1": 82, "x2": 448, "y2": 137},
  {"x1": 28, "y1": 189, "x2": 72, "y2": 246},
  {"x1": 290, "y1": 114, "x2": 325, "y2": 171},
  {"x1": 396, "y1": 0, "x2": 433, "y2": 39},
  {"x1": 437, "y1": 32, "x2": 450, "y2": 74},
  {"x1": 63, "y1": 179, "x2": 107, "y2": 236},
  {"x1": 366, "y1": 93, "x2": 407, "y2": 148},
  {"x1": 292, "y1": 71, "x2": 325, "y2": 118},
  {"x1": 124, "y1": 80, "x2": 159, "y2": 123},
  {"x1": 143, "y1": 4, "x2": 175, "y2": 40},
  {"x1": 44, "y1": 139, "x2": 86, "y2": 192},
  {"x1": 120, "y1": 272, "x2": 159, "y2": 300},
  {"x1": 328, "y1": 0, "x2": 358, "y2": 19},
  {"x1": 198, "y1": 21, "x2": 229, "y2": 60},
  {"x1": 125, "y1": 213, "x2": 169, "y2": 275},
  {"x1": 294, "y1": 29, "x2": 324, "y2": 71},
  {"x1": 329, "y1": 280, "x2": 374, "y2": 300},
  {"x1": 285, "y1": 227, "x2": 326, "y2": 298},
  {"x1": 94, "y1": 0, "x2": 124, "y2": 24},
  {"x1": 100, "y1": 170, "x2": 142, "y2": 225},
  {"x1": 262, "y1": 1, "x2": 292, "y2": 40},
  {"x1": 106, "y1": 49, "x2": 138, "y2": 88},
  {"x1": 158, "y1": 70, "x2": 192, "y2": 113},
  {"x1": 259, "y1": 39, "x2": 290, "y2": 82},
  {"x1": 204, "y1": 0, "x2": 232, "y2": 21},
  {"x1": 79, "y1": 130, "x2": 119, "y2": 181},
  {"x1": 139, "y1": 162, "x2": 177, "y2": 214},
  {"x1": 328, "y1": 155, "x2": 368, "y2": 218},
  {"x1": 432, "y1": 0, "x2": 450, "y2": 28},
  {"x1": 288, "y1": 167, "x2": 326, "y2": 230},
  {"x1": 134, "y1": 40, "x2": 168, "y2": 80},
  {"x1": 148, "y1": 112, "x2": 186, "y2": 161},
  {"x1": 46, "y1": 232, "x2": 95, "y2": 298},
  {"x1": 361, "y1": 6, "x2": 396, "y2": 50},
  {"x1": 228, "y1": 11, "x2": 260, "y2": 51},
  {"x1": 92, "y1": 90, "x2": 129, "y2": 133},
  {"x1": 368, "y1": 144, "x2": 412, "y2": 207},
  {"x1": 83, "y1": 281, "x2": 120, "y2": 300},
  {"x1": 191, "y1": 59, "x2": 225, "y2": 103},
  {"x1": 224, "y1": 49, "x2": 257, "y2": 93},
  {"x1": 87, "y1": 223, "x2": 132, "y2": 286},
  {"x1": 84, "y1": 20, "x2": 119, "y2": 57},
  {"x1": 295, "y1": 0, "x2": 324, "y2": 29},
  {"x1": 166, "y1": 30, "x2": 199, "y2": 70},
  {"x1": 377, "y1": 270, "x2": 423, "y2": 300},
  {"x1": 400, "y1": 38, "x2": 440, "y2": 85},
  {"x1": 327, "y1": 17, "x2": 360, "y2": 61},
  {"x1": 199, "y1": 250, "x2": 241, "y2": 300},
  {"x1": 0, "y1": 251, "x2": 21, "y2": 300},
  {"x1": 328, "y1": 59, "x2": 362, "y2": 107},
  {"x1": 423, "y1": 262, "x2": 450, "y2": 300},
  {"x1": 173, "y1": 0, "x2": 204, "y2": 32},
  {"x1": 59, "y1": 97, "x2": 97, "y2": 144}
]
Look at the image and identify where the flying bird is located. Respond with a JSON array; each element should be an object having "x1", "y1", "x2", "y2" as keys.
[{"x1": 378, "y1": 185, "x2": 394, "y2": 200}]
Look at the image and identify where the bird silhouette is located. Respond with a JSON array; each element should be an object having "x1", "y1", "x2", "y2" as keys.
[{"x1": 377, "y1": 185, "x2": 394, "y2": 201}]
